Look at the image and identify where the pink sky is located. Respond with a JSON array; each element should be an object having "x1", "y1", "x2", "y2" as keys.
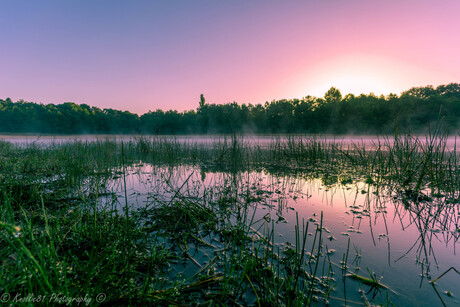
[{"x1": 1, "y1": 1, "x2": 460, "y2": 114}]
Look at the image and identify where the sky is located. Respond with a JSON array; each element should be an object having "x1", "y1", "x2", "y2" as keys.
[{"x1": 1, "y1": 0, "x2": 460, "y2": 114}]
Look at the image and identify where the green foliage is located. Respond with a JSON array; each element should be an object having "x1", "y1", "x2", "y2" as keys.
[
  {"x1": 324, "y1": 86, "x2": 342, "y2": 104},
  {"x1": 2, "y1": 83, "x2": 460, "y2": 134},
  {"x1": 1, "y1": 134, "x2": 459, "y2": 305}
]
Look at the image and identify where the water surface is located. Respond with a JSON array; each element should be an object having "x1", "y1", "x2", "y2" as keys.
[
  {"x1": 103, "y1": 163, "x2": 460, "y2": 306},
  {"x1": 2, "y1": 134, "x2": 459, "y2": 151}
]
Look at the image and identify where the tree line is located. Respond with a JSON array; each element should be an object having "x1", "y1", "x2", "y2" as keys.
[{"x1": 1, "y1": 83, "x2": 460, "y2": 134}]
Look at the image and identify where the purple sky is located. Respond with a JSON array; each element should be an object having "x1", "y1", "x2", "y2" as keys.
[{"x1": 1, "y1": 0, "x2": 460, "y2": 114}]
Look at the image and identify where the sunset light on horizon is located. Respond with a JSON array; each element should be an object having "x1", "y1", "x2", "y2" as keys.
[
  {"x1": 1, "y1": 0, "x2": 460, "y2": 114},
  {"x1": 3, "y1": 3, "x2": 460, "y2": 304}
]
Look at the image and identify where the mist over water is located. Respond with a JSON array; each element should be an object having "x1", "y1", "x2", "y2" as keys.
[{"x1": 2, "y1": 134, "x2": 460, "y2": 152}]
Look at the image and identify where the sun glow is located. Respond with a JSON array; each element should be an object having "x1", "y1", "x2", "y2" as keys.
[
  {"x1": 287, "y1": 54, "x2": 443, "y2": 99},
  {"x1": 320, "y1": 71, "x2": 392, "y2": 97}
]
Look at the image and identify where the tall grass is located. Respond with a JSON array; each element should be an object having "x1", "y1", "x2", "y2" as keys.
[
  {"x1": 0, "y1": 137, "x2": 335, "y2": 305},
  {"x1": 1, "y1": 132, "x2": 459, "y2": 305}
]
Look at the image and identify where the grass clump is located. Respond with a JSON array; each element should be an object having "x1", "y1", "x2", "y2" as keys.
[{"x1": 1, "y1": 131, "x2": 459, "y2": 305}]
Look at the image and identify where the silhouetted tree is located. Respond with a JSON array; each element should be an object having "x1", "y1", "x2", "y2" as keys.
[
  {"x1": 1, "y1": 83, "x2": 460, "y2": 134},
  {"x1": 199, "y1": 94, "x2": 206, "y2": 109},
  {"x1": 324, "y1": 87, "x2": 342, "y2": 104}
]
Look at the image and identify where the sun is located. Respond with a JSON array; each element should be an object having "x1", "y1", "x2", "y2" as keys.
[{"x1": 288, "y1": 54, "x2": 414, "y2": 98}]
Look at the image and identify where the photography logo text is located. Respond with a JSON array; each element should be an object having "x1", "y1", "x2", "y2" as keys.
[{"x1": 0, "y1": 292, "x2": 105, "y2": 305}]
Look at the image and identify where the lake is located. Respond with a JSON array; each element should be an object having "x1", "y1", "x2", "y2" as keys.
[
  {"x1": 100, "y1": 162, "x2": 459, "y2": 306},
  {"x1": 1, "y1": 133, "x2": 459, "y2": 151},
  {"x1": 2, "y1": 134, "x2": 459, "y2": 306}
]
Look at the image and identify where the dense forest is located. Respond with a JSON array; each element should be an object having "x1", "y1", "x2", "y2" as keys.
[{"x1": 1, "y1": 84, "x2": 460, "y2": 134}]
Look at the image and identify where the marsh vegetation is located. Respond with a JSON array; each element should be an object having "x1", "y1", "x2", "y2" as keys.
[{"x1": 1, "y1": 132, "x2": 460, "y2": 306}]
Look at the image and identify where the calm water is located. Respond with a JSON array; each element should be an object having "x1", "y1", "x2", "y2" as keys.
[{"x1": 102, "y1": 163, "x2": 459, "y2": 306}]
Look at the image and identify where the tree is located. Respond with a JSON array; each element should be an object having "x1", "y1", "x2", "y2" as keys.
[
  {"x1": 1, "y1": 83, "x2": 459, "y2": 134},
  {"x1": 436, "y1": 83, "x2": 460, "y2": 97},
  {"x1": 401, "y1": 85, "x2": 436, "y2": 99},
  {"x1": 199, "y1": 94, "x2": 206, "y2": 109},
  {"x1": 197, "y1": 94, "x2": 209, "y2": 133},
  {"x1": 324, "y1": 87, "x2": 342, "y2": 104}
]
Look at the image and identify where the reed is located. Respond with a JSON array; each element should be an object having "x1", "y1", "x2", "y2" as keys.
[{"x1": 1, "y1": 132, "x2": 459, "y2": 305}]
